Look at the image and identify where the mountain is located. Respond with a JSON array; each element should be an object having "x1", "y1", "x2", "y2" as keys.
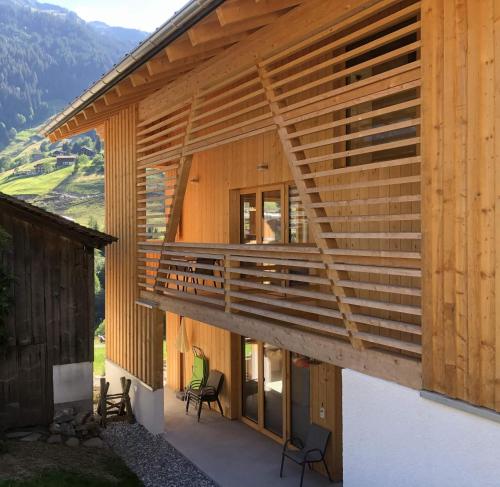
[{"x1": 0, "y1": 0, "x2": 148, "y2": 149}]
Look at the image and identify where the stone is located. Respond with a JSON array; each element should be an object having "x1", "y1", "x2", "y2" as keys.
[
  {"x1": 59, "y1": 423, "x2": 76, "y2": 437},
  {"x1": 20, "y1": 433, "x2": 42, "y2": 442},
  {"x1": 53, "y1": 408, "x2": 75, "y2": 423},
  {"x1": 74, "y1": 411, "x2": 92, "y2": 425},
  {"x1": 5, "y1": 431, "x2": 31, "y2": 439},
  {"x1": 83, "y1": 437, "x2": 104, "y2": 448},
  {"x1": 47, "y1": 435, "x2": 62, "y2": 444},
  {"x1": 49, "y1": 423, "x2": 61, "y2": 434},
  {"x1": 65, "y1": 437, "x2": 79, "y2": 447}
]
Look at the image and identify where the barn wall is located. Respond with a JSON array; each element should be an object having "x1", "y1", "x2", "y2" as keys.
[
  {"x1": 104, "y1": 106, "x2": 164, "y2": 390},
  {"x1": 421, "y1": 0, "x2": 500, "y2": 411},
  {"x1": 0, "y1": 207, "x2": 94, "y2": 428}
]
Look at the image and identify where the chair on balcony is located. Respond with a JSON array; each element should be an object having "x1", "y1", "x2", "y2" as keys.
[
  {"x1": 185, "y1": 369, "x2": 224, "y2": 422},
  {"x1": 188, "y1": 257, "x2": 222, "y2": 293},
  {"x1": 280, "y1": 423, "x2": 332, "y2": 487}
]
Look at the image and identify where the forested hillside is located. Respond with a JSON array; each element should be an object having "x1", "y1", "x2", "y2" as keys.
[{"x1": 0, "y1": 0, "x2": 147, "y2": 148}]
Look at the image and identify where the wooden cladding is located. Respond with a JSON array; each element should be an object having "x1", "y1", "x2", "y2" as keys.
[
  {"x1": 421, "y1": 0, "x2": 500, "y2": 411},
  {"x1": 106, "y1": 106, "x2": 163, "y2": 389},
  {"x1": 135, "y1": 0, "x2": 423, "y2": 379}
]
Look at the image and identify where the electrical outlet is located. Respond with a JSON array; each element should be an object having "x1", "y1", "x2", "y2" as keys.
[{"x1": 319, "y1": 406, "x2": 325, "y2": 419}]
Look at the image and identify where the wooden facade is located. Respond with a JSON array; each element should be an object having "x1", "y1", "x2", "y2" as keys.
[
  {"x1": 0, "y1": 193, "x2": 115, "y2": 428},
  {"x1": 43, "y1": 0, "x2": 500, "y2": 470}
]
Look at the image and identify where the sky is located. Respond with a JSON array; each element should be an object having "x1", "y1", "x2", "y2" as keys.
[{"x1": 47, "y1": 0, "x2": 190, "y2": 32}]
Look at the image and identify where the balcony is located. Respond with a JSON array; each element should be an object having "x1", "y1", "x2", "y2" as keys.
[{"x1": 138, "y1": 242, "x2": 422, "y2": 367}]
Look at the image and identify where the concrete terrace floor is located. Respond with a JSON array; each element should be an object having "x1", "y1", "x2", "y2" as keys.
[{"x1": 164, "y1": 388, "x2": 341, "y2": 487}]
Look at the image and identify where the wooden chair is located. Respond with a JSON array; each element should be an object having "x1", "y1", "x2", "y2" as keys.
[
  {"x1": 280, "y1": 423, "x2": 332, "y2": 487},
  {"x1": 185, "y1": 369, "x2": 224, "y2": 422},
  {"x1": 97, "y1": 376, "x2": 134, "y2": 427}
]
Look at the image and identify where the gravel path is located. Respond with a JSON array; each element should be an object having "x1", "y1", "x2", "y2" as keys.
[{"x1": 102, "y1": 423, "x2": 218, "y2": 487}]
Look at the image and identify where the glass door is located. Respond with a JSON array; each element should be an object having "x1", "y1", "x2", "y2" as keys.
[
  {"x1": 241, "y1": 337, "x2": 285, "y2": 439},
  {"x1": 263, "y1": 343, "x2": 283, "y2": 436}
]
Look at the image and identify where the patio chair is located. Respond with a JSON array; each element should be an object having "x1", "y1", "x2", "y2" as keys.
[
  {"x1": 188, "y1": 257, "x2": 222, "y2": 293},
  {"x1": 280, "y1": 423, "x2": 332, "y2": 487},
  {"x1": 185, "y1": 369, "x2": 224, "y2": 422}
]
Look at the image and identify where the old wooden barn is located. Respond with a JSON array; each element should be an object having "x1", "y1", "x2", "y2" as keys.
[
  {"x1": 0, "y1": 193, "x2": 115, "y2": 429},
  {"x1": 41, "y1": 0, "x2": 500, "y2": 485}
]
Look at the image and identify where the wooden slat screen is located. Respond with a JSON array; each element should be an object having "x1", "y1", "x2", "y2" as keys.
[
  {"x1": 135, "y1": 0, "x2": 423, "y2": 361},
  {"x1": 258, "y1": 0, "x2": 421, "y2": 356}
]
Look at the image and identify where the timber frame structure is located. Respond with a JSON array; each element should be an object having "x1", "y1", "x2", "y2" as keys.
[{"x1": 43, "y1": 0, "x2": 500, "y2": 480}]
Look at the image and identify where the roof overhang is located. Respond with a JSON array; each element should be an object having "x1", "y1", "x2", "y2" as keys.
[{"x1": 42, "y1": 0, "x2": 304, "y2": 141}]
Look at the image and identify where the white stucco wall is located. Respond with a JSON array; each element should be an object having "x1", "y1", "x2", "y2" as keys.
[
  {"x1": 53, "y1": 362, "x2": 93, "y2": 406},
  {"x1": 105, "y1": 359, "x2": 164, "y2": 434},
  {"x1": 343, "y1": 369, "x2": 500, "y2": 487}
]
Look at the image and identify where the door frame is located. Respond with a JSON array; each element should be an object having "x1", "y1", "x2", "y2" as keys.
[{"x1": 239, "y1": 337, "x2": 291, "y2": 444}]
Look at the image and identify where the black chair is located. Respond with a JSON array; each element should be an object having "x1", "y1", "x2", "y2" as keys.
[
  {"x1": 185, "y1": 369, "x2": 224, "y2": 422},
  {"x1": 188, "y1": 257, "x2": 222, "y2": 293},
  {"x1": 280, "y1": 423, "x2": 332, "y2": 487}
]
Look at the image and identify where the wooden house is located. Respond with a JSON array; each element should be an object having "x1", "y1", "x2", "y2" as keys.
[
  {"x1": 41, "y1": 0, "x2": 500, "y2": 485},
  {"x1": 55, "y1": 155, "x2": 76, "y2": 168},
  {"x1": 0, "y1": 193, "x2": 115, "y2": 428}
]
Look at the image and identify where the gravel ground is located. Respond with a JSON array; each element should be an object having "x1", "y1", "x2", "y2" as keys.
[{"x1": 102, "y1": 422, "x2": 219, "y2": 487}]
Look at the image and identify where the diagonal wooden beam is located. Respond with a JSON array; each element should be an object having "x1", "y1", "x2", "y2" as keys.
[
  {"x1": 216, "y1": 0, "x2": 302, "y2": 26},
  {"x1": 165, "y1": 32, "x2": 248, "y2": 62},
  {"x1": 187, "y1": 12, "x2": 280, "y2": 46},
  {"x1": 151, "y1": 98, "x2": 198, "y2": 289},
  {"x1": 256, "y1": 63, "x2": 364, "y2": 350}
]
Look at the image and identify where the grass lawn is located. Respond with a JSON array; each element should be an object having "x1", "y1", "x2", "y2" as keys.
[
  {"x1": 94, "y1": 340, "x2": 106, "y2": 377},
  {"x1": 0, "y1": 441, "x2": 141, "y2": 487},
  {"x1": 0, "y1": 166, "x2": 72, "y2": 196}
]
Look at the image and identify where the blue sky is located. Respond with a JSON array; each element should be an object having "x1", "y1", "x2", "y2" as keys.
[{"x1": 48, "y1": 0, "x2": 190, "y2": 32}]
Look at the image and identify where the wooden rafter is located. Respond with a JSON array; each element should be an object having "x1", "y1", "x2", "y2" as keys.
[
  {"x1": 216, "y1": 0, "x2": 302, "y2": 26},
  {"x1": 165, "y1": 32, "x2": 248, "y2": 62},
  {"x1": 187, "y1": 12, "x2": 280, "y2": 46}
]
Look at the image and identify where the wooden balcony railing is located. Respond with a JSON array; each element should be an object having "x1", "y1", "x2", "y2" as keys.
[{"x1": 138, "y1": 242, "x2": 421, "y2": 358}]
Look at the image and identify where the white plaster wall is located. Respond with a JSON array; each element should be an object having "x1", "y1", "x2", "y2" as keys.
[
  {"x1": 53, "y1": 362, "x2": 93, "y2": 405},
  {"x1": 105, "y1": 359, "x2": 164, "y2": 434},
  {"x1": 343, "y1": 369, "x2": 500, "y2": 487}
]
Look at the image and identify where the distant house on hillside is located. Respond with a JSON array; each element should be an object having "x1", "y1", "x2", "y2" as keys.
[
  {"x1": 34, "y1": 163, "x2": 49, "y2": 175},
  {"x1": 80, "y1": 146, "x2": 96, "y2": 158},
  {"x1": 55, "y1": 155, "x2": 76, "y2": 168},
  {"x1": 0, "y1": 193, "x2": 116, "y2": 428}
]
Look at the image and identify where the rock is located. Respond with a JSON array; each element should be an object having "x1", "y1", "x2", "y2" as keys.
[
  {"x1": 74, "y1": 411, "x2": 92, "y2": 425},
  {"x1": 47, "y1": 435, "x2": 62, "y2": 444},
  {"x1": 59, "y1": 423, "x2": 75, "y2": 437},
  {"x1": 53, "y1": 408, "x2": 75, "y2": 423},
  {"x1": 5, "y1": 431, "x2": 31, "y2": 439},
  {"x1": 65, "y1": 437, "x2": 79, "y2": 447},
  {"x1": 83, "y1": 437, "x2": 104, "y2": 448},
  {"x1": 49, "y1": 423, "x2": 62, "y2": 434},
  {"x1": 20, "y1": 433, "x2": 42, "y2": 442}
]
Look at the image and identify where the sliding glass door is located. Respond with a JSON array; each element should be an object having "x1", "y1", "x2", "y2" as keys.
[{"x1": 241, "y1": 337, "x2": 284, "y2": 439}]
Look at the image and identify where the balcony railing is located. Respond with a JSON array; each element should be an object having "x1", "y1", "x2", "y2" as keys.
[{"x1": 138, "y1": 242, "x2": 421, "y2": 358}]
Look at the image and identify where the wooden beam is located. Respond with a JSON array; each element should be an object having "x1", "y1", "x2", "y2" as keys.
[
  {"x1": 165, "y1": 32, "x2": 248, "y2": 62},
  {"x1": 216, "y1": 0, "x2": 301, "y2": 26},
  {"x1": 141, "y1": 290, "x2": 422, "y2": 390},
  {"x1": 187, "y1": 12, "x2": 280, "y2": 46}
]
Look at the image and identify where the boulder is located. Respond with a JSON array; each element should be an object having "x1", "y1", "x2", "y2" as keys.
[
  {"x1": 49, "y1": 423, "x2": 62, "y2": 434},
  {"x1": 20, "y1": 433, "x2": 42, "y2": 442},
  {"x1": 83, "y1": 437, "x2": 104, "y2": 448},
  {"x1": 65, "y1": 437, "x2": 79, "y2": 447},
  {"x1": 74, "y1": 411, "x2": 92, "y2": 425},
  {"x1": 47, "y1": 435, "x2": 62, "y2": 444},
  {"x1": 5, "y1": 431, "x2": 31, "y2": 439}
]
